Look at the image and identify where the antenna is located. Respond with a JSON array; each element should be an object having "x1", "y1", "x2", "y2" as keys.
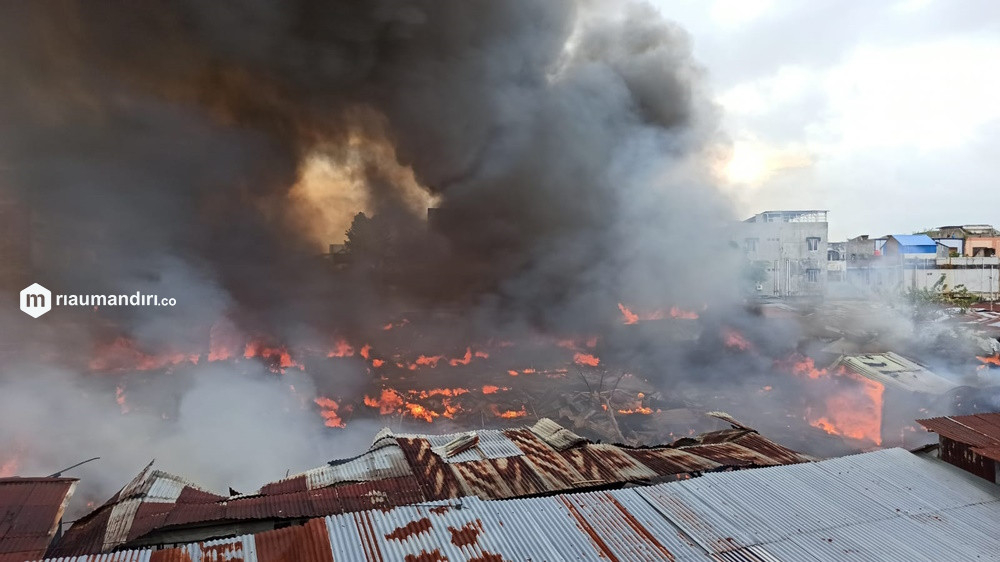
[{"x1": 48, "y1": 457, "x2": 100, "y2": 478}]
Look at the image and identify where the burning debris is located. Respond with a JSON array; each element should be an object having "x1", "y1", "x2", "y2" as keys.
[{"x1": 1, "y1": 2, "x2": 999, "y2": 540}]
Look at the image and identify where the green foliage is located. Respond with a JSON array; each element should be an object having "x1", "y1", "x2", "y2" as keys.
[{"x1": 905, "y1": 274, "x2": 977, "y2": 312}]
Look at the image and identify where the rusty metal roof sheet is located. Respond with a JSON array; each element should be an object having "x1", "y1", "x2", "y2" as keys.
[
  {"x1": 917, "y1": 412, "x2": 1000, "y2": 449},
  {"x1": 43, "y1": 448, "x2": 1000, "y2": 562},
  {"x1": 527, "y1": 418, "x2": 587, "y2": 450},
  {"x1": 55, "y1": 418, "x2": 810, "y2": 557},
  {"x1": 424, "y1": 429, "x2": 522, "y2": 463},
  {"x1": 0, "y1": 477, "x2": 76, "y2": 562}
]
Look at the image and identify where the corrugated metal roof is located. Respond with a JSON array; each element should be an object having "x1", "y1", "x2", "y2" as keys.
[
  {"x1": 836, "y1": 352, "x2": 958, "y2": 394},
  {"x1": 889, "y1": 234, "x2": 937, "y2": 248},
  {"x1": 53, "y1": 418, "x2": 811, "y2": 556},
  {"x1": 917, "y1": 412, "x2": 1000, "y2": 450},
  {"x1": 42, "y1": 448, "x2": 1000, "y2": 562},
  {"x1": 528, "y1": 418, "x2": 587, "y2": 450},
  {"x1": 0, "y1": 477, "x2": 76, "y2": 562}
]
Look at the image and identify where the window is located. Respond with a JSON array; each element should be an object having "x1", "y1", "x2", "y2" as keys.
[
  {"x1": 806, "y1": 237, "x2": 821, "y2": 251},
  {"x1": 744, "y1": 237, "x2": 758, "y2": 252},
  {"x1": 806, "y1": 268, "x2": 820, "y2": 282}
]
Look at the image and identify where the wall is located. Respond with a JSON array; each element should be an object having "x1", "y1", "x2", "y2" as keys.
[
  {"x1": 737, "y1": 221, "x2": 828, "y2": 297},
  {"x1": 966, "y1": 237, "x2": 1000, "y2": 257},
  {"x1": 940, "y1": 437, "x2": 997, "y2": 484},
  {"x1": 910, "y1": 267, "x2": 999, "y2": 297}
]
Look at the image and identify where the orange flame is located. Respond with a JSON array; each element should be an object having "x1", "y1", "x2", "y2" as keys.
[
  {"x1": 618, "y1": 303, "x2": 639, "y2": 325},
  {"x1": 314, "y1": 397, "x2": 345, "y2": 428},
  {"x1": 810, "y1": 371, "x2": 883, "y2": 444},
  {"x1": 618, "y1": 303, "x2": 698, "y2": 324},
  {"x1": 777, "y1": 354, "x2": 827, "y2": 379},
  {"x1": 244, "y1": 341, "x2": 303, "y2": 372},
  {"x1": 723, "y1": 328, "x2": 752, "y2": 351},
  {"x1": 405, "y1": 403, "x2": 438, "y2": 423},
  {"x1": 416, "y1": 354, "x2": 444, "y2": 368},
  {"x1": 977, "y1": 354, "x2": 1000, "y2": 368},
  {"x1": 573, "y1": 352, "x2": 600, "y2": 367},
  {"x1": 778, "y1": 355, "x2": 883, "y2": 444},
  {"x1": 327, "y1": 339, "x2": 355, "y2": 358},
  {"x1": 364, "y1": 389, "x2": 405, "y2": 414},
  {"x1": 449, "y1": 348, "x2": 473, "y2": 366},
  {"x1": 617, "y1": 406, "x2": 653, "y2": 415},
  {"x1": 491, "y1": 405, "x2": 528, "y2": 419},
  {"x1": 669, "y1": 307, "x2": 699, "y2": 320},
  {"x1": 482, "y1": 385, "x2": 501, "y2": 394}
]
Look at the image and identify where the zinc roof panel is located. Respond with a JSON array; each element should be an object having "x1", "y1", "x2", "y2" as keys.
[
  {"x1": 304, "y1": 444, "x2": 413, "y2": 489},
  {"x1": 485, "y1": 495, "x2": 605, "y2": 560},
  {"x1": 325, "y1": 512, "x2": 370, "y2": 562},
  {"x1": 449, "y1": 460, "x2": 515, "y2": 500},
  {"x1": 102, "y1": 498, "x2": 142, "y2": 551},
  {"x1": 603, "y1": 488, "x2": 712, "y2": 561},
  {"x1": 503, "y1": 429, "x2": 586, "y2": 491},
  {"x1": 559, "y1": 490, "x2": 690, "y2": 561},
  {"x1": 624, "y1": 448, "x2": 721, "y2": 476},
  {"x1": 143, "y1": 478, "x2": 184, "y2": 503},
  {"x1": 635, "y1": 483, "x2": 756, "y2": 553},
  {"x1": 486, "y1": 455, "x2": 548, "y2": 497}
]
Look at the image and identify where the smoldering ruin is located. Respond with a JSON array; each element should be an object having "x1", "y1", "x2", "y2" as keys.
[{"x1": 1, "y1": 0, "x2": 999, "y2": 522}]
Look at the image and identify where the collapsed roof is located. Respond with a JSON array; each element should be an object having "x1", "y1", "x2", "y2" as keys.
[
  {"x1": 39, "y1": 447, "x2": 1000, "y2": 562},
  {"x1": 50, "y1": 416, "x2": 811, "y2": 556},
  {"x1": 0, "y1": 477, "x2": 76, "y2": 562}
]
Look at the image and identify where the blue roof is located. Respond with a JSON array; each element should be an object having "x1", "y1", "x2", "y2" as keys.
[{"x1": 889, "y1": 234, "x2": 936, "y2": 247}]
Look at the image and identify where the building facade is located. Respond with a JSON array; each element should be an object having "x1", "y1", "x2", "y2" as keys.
[{"x1": 737, "y1": 210, "x2": 829, "y2": 297}]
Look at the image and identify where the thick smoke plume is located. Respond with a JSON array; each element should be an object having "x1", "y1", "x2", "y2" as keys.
[{"x1": 0, "y1": 0, "x2": 751, "y2": 504}]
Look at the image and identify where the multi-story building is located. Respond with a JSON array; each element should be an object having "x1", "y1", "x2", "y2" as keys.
[{"x1": 736, "y1": 210, "x2": 828, "y2": 297}]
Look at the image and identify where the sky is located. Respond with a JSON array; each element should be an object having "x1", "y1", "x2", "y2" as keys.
[{"x1": 654, "y1": 0, "x2": 1000, "y2": 240}]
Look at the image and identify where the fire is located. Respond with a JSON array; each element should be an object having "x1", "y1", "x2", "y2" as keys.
[
  {"x1": 573, "y1": 352, "x2": 600, "y2": 367},
  {"x1": 474, "y1": 350, "x2": 489, "y2": 359},
  {"x1": 810, "y1": 371, "x2": 883, "y2": 444},
  {"x1": 90, "y1": 337, "x2": 199, "y2": 372},
  {"x1": 314, "y1": 397, "x2": 345, "y2": 428},
  {"x1": 441, "y1": 399, "x2": 460, "y2": 419},
  {"x1": 405, "y1": 403, "x2": 438, "y2": 423},
  {"x1": 482, "y1": 385, "x2": 500, "y2": 394},
  {"x1": 618, "y1": 303, "x2": 639, "y2": 325},
  {"x1": 977, "y1": 354, "x2": 1000, "y2": 368},
  {"x1": 617, "y1": 406, "x2": 653, "y2": 415},
  {"x1": 115, "y1": 386, "x2": 130, "y2": 414},
  {"x1": 669, "y1": 307, "x2": 699, "y2": 320},
  {"x1": 244, "y1": 341, "x2": 303, "y2": 372},
  {"x1": 777, "y1": 354, "x2": 827, "y2": 379},
  {"x1": 507, "y1": 370, "x2": 519, "y2": 376},
  {"x1": 371, "y1": 359, "x2": 385, "y2": 368},
  {"x1": 449, "y1": 348, "x2": 473, "y2": 366},
  {"x1": 618, "y1": 303, "x2": 699, "y2": 325},
  {"x1": 491, "y1": 405, "x2": 528, "y2": 419},
  {"x1": 723, "y1": 328, "x2": 752, "y2": 351},
  {"x1": 416, "y1": 354, "x2": 444, "y2": 368},
  {"x1": 778, "y1": 355, "x2": 883, "y2": 444},
  {"x1": 364, "y1": 388, "x2": 405, "y2": 414},
  {"x1": 360, "y1": 344, "x2": 371, "y2": 360},
  {"x1": 411, "y1": 388, "x2": 469, "y2": 399},
  {"x1": 327, "y1": 339, "x2": 355, "y2": 358}
]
